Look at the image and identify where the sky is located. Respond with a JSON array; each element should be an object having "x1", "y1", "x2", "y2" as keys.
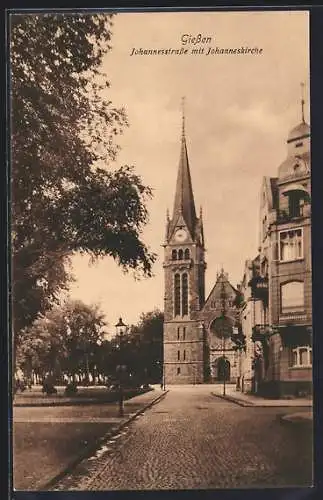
[{"x1": 68, "y1": 10, "x2": 310, "y2": 333}]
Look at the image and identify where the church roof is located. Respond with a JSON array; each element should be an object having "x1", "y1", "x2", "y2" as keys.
[
  {"x1": 170, "y1": 121, "x2": 197, "y2": 238},
  {"x1": 203, "y1": 268, "x2": 239, "y2": 306}
]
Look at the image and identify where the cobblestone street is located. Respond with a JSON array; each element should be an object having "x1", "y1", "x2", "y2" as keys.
[{"x1": 54, "y1": 385, "x2": 313, "y2": 490}]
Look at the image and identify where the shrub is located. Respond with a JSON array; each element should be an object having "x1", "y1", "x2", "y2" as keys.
[
  {"x1": 42, "y1": 381, "x2": 57, "y2": 395},
  {"x1": 64, "y1": 382, "x2": 78, "y2": 396}
]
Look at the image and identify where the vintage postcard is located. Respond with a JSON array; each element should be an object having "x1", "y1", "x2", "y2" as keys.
[{"x1": 10, "y1": 9, "x2": 312, "y2": 491}]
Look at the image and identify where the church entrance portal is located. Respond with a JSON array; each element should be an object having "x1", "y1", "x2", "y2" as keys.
[{"x1": 217, "y1": 357, "x2": 230, "y2": 382}]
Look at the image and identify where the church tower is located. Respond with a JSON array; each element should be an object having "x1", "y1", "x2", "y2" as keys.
[{"x1": 163, "y1": 102, "x2": 206, "y2": 384}]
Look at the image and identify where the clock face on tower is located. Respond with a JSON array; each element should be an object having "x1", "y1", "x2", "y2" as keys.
[{"x1": 174, "y1": 228, "x2": 187, "y2": 242}]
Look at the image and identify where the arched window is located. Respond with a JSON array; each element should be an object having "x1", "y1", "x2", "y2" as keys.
[
  {"x1": 281, "y1": 281, "x2": 304, "y2": 313},
  {"x1": 172, "y1": 249, "x2": 177, "y2": 260},
  {"x1": 174, "y1": 274, "x2": 181, "y2": 316},
  {"x1": 184, "y1": 248, "x2": 190, "y2": 260},
  {"x1": 182, "y1": 273, "x2": 188, "y2": 316},
  {"x1": 178, "y1": 249, "x2": 183, "y2": 260}
]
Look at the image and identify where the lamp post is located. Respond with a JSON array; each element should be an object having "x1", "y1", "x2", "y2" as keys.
[
  {"x1": 222, "y1": 333, "x2": 226, "y2": 396},
  {"x1": 115, "y1": 317, "x2": 127, "y2": 417},
  {"x1": 220, "y1": 276, "x2": 232, "y2": 397}
]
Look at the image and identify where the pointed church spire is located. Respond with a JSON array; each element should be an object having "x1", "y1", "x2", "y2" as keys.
[
  {"x1": 301, "y1": 82, "x2": 305, "y2": 123},
  {"x1": 171, "y1": 98, "x2": 197, "y2": 236}
]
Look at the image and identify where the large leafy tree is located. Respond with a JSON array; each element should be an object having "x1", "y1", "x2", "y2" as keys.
[
  {"x1": 10, "y1": 13, "x2": 156, "y2": 349},
  {"x1": 127, "y1": 309, "x2": 164, "y2": 383},
  {"x1": 16, "y1": 299, "x2": 107, "y2": 383}
]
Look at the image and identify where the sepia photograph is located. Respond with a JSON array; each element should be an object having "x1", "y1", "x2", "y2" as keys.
[{"x1": 10, "y1": 9, "x2": 313, "y2": 491}]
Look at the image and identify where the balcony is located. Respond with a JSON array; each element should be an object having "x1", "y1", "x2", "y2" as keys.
[
  {"x1": 251, "y1": 324, "x2": 275, "y2": 342},
  {"x1": 276, "y1": 204, "x2": 311, "y2": 225},
  {"x1": 279, "y1": 312, "x2": 308, "y2": 324}
]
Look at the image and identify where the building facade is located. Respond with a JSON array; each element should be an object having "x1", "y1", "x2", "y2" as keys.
[
  {"x1": 239, "y1": 110, "x2": 312, "y2": 398},
  {"x1": 163, "y1": 116, "x2": 241, "y2": 385}
]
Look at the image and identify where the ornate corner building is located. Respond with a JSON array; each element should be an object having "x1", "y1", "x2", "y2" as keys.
[
  {"x1": 239, "y1": 100, "x2": 312, "y2": 398},
  {"x1": 163, "y1": 113, "x2": 241, "y2": 385}
]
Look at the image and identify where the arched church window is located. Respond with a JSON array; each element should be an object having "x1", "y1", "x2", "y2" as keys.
[
  {"x1": 178, "y1": 249, "x2": 183, "y2": 260},
  {"x1": 172, "y1": 249, "x2": 177, "y2": 260},
  {"x1": 174, "y1": 274, "x2": 181, "y2": 316},
  {"x1": 184, "y1": 248, "x2": 190, "y2": 260},
  {"x1": 182, "y1": 273, "x2": 188, "y2": 316}
]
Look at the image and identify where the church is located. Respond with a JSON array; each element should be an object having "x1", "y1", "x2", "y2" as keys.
[{"x1": 162, "y1": 111, "x2": 241, "y2": 385}]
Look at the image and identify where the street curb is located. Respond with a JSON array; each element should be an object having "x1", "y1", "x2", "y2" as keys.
[
  {"x1": 279, "y1": 414, "x2": 313, "y2": 425},
  {"x1": 13, "y1": 390, "x2": 154, "y2": 408},
  {"x1": 44, "y1": 390, "x2": 169, "y2": 491},
  {"x1": 211, "y1": 392, "x2": 313, "y2": 408},
  {"x1": 211, "y1": 392, "x2": 254, "y2": 407}
]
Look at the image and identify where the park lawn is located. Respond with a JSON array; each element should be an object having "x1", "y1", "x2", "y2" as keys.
[{"x1": 13, "y1": 421, "x2": 113, "y2": 490}]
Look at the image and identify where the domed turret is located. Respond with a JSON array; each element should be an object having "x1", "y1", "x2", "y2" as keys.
[
  {"x1": 278, "y1": 83, "x2": 310, "y2": 181},
  {"x1": 287, "y1": 121, "x2": 310, "y2": 144}
]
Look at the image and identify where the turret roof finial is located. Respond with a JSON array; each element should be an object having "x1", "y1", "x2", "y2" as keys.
[{"x1": 301, "y1": 81, "x2": 305, "y2": 123}]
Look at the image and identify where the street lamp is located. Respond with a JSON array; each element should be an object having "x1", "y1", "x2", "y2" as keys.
[
  {"x1": 115, "y1": 317, "x2": 127, "y2": 417},
  {"x1": 219, "y1": 277, "x2": 232, "y2": 397}
]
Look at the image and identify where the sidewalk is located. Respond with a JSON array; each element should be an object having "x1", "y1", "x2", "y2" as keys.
[{"x1": 212, "y1": 384, "x2": 313, "y2": 408}]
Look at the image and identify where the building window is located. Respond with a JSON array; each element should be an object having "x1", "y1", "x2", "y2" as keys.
[
  {"x1": 172, "y1": 249, "x2": 177, "y2": 260},
  {"x1": 281, "y1": 281, "x2": 304, "y2": 313},
  {"x1": 177, "y1": 350, "x2": 180, "y2": 361},
  {"x1": 177, "y1": 367, "x2": 181, "y2": 375},
  {"x1": 177, "y1": 327, "x2": 180, "y2": 340},
  {"x1": 291, "y1": 346, "x2": 312, "y2": 367},
  {"x1": 184, "y1": 350, "x2": 186, "y2": 360},
  {"x1": 174, "y1": 274, "x2": 181, "y2": 316},
  {"x1": 288, "y1": 192, "x2": 305, "y2": 218},
  {"x1": 279, "y1": 228, "x2": 303, "y2": 261},
  {"x1": 184, "y1": 248, "x2": 190, "y2": 260},
  {"x1": 182, "y1": 273, "x2": 188, "y2": 315},
  {"x1": 183, "y1": 327, "x2": 186, "y2": 340},
  {"x1": 178, "y1": 249, "x2": 183, "y2": 260}
]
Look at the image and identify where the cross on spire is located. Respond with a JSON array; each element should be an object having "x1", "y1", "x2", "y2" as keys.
[
  {"x1": 301, "y1": 82, "x2": 305, "y2": 123},
  {"x1": 181, "y1": 96, "x2": 186, "y2": 138}
]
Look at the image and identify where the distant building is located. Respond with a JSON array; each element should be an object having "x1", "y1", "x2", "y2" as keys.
[
  {"x1": 239, "y1": 99, "x2": 312, "y2": 398},
  {"x1": 163, "y1": 111, "x2": 241, "y2": 385}
]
